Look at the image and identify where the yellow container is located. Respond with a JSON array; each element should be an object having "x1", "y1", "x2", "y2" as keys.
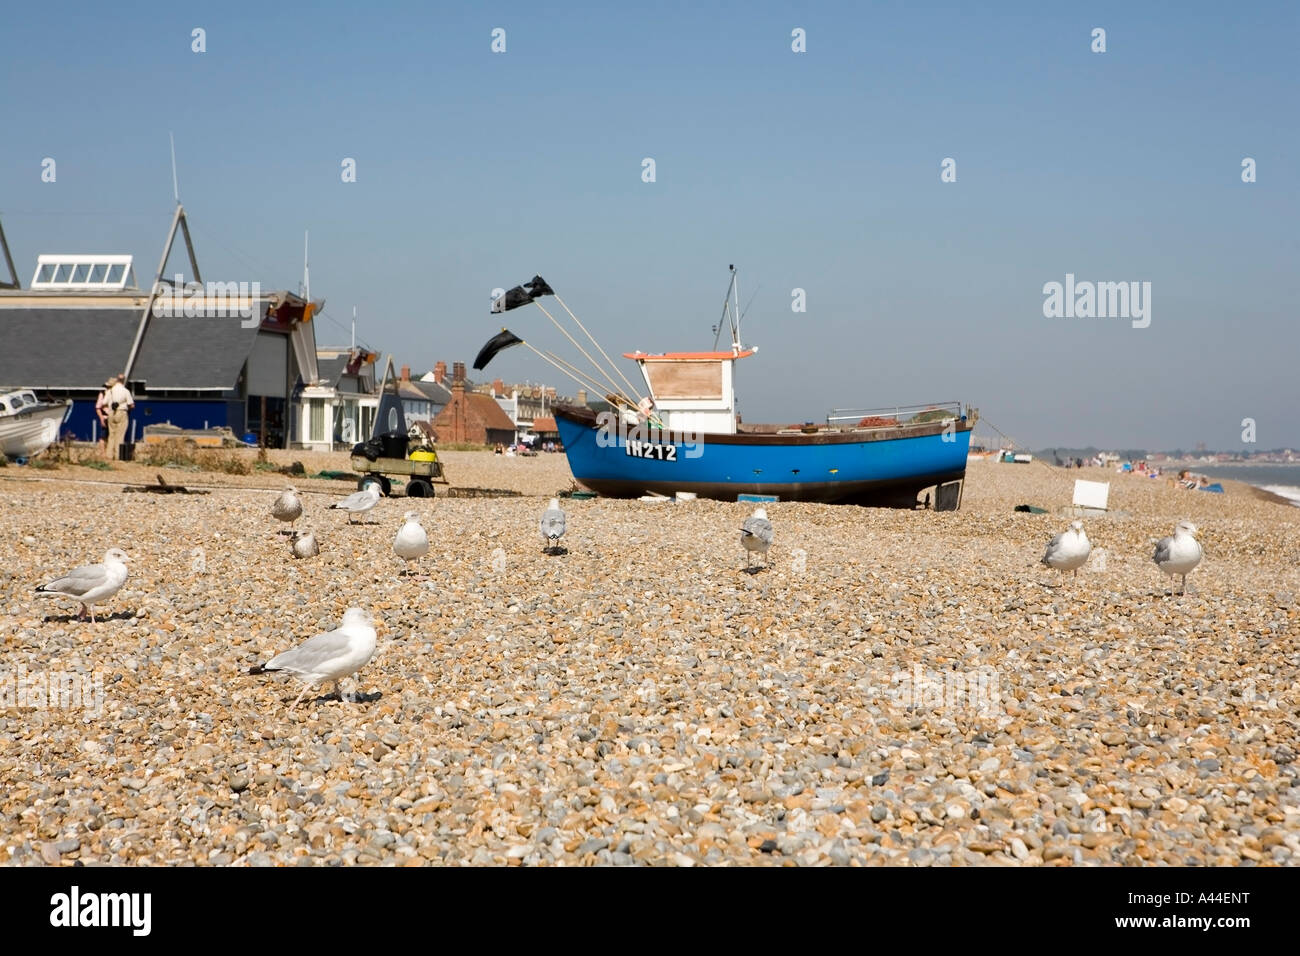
[{"x1": 409, "y1": 450, "x2": 437, "y2": 462}]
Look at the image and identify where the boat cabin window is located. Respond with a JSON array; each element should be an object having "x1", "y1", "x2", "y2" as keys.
[{"x1": 642, "y1": 361, "x2": 724, "y2": 401}]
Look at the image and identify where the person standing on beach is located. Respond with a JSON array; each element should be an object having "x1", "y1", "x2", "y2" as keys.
[
  {"x1": 106, "y1": 374, "x2": 134, "y2": 460},
  {"x1": 94, "y1": 378, "x2": 113, "y2": 456}
]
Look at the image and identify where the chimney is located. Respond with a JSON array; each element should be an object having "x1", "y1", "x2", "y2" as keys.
[
  {"x1": 433, "y1": 360, "x2": 446, "y2": 384},
  {"x1": 453, "y1": 361, "x2": 466, "y2": 385},
  {"x1": 492, "y1": 378, "x2": 504, "y2": 397},
  {"x1": 577, "y1": 388, "x2": 587, "y2": 406},
  {"x1": 400, "y1": 364, "x2": 410, "y2": 382}
]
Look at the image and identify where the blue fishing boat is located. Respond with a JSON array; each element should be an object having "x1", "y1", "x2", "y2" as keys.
[
  {"x1": 553, "y1": 372, "x2": 973, "y2": 507},
  {"x1": 476, "y1": 268, "x2": 975, "y2": 506}
]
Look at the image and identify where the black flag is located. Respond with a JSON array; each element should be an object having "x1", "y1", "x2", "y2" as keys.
[
  {"x1": 473, "y1": 329, "x2": 524, "y2": 370},
  {"x1": 491, "y1": 275, "x2": 555, "y2": 313},
  {"x1": 527, "y1": 275, "x2": 554, "y2": 297}
]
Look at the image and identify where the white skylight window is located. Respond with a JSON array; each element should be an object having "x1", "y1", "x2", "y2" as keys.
[{"x1": 30, "y1": 254, "x2": 137, "y2": 290}]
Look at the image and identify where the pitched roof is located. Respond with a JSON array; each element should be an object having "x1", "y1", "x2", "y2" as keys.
[
  {"x1": 0, "y1": 306, "x2": 258, "y2": 390},
  {"x1": 132, "y1": 314, "x2": 260, "y2": 389},
  {"x1": 0, "y1": 307, "x2": 136, "y2": 388},
  {"x1": 466, "y1": 391, "x2": 517, "y2": 431},
  {"x1": 532, "y1": 416, "x2": 557, "y2": 433}
]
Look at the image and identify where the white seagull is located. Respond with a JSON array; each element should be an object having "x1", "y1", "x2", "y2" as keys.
[
  {"x1": 540, "y1": 498, "x2": 566, "y2": 554},
  {"x1": 329, "y1": 485, "x2": 381, "y2": 524},
  {"x1": 271, "y1": 485, "x2": 303, "y2": 532},
  {"x1": 35, "y1": 548, "x2": 130, "y2": 622},
  {"x1": 393, "y1": 511, "x2": 429, "y2": 574},
  {"x1": 1154, "y1": 520, "x2": 1203, "y2": 594},
  {"x1": 248, "y1": 608, "x2": 378, "y2": 709},
  {"x1": 290, "y1": 530, "x2": 320, "y2": 559},
  {"x1": 740, "y1": 507, "x2": 774, "y2": 571},
  {"x1": 1041, "y1": 520, "x2": 1092, "y2": 578}
]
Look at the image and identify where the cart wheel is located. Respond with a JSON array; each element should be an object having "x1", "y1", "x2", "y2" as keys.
[{"x1": 407, "y1": 478, "x2": 434, "y2": 498}]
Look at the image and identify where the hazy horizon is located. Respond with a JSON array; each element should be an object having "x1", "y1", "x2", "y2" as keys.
[{"x1": 3, "y1": 1, "x2": 1295, "y2": 450}]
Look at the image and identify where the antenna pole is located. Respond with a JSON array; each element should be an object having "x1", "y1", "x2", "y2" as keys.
[
  {"x1": 169, "y1": 132, "x2": 180, "y2": 205},
  {"x1": 732, "y1": 266, "x2": 741, "y2": 351},
  {"x1": 351, "y1": 306, "x2": 356, "y2": 349},
  {"x1": 303, "y1": 231, "x2": 310, "y2": 301}
]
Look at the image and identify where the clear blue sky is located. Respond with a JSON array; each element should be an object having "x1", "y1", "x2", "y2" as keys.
[{"x1": 3, "y1": 1, "x2": 1296, "y2": 450}]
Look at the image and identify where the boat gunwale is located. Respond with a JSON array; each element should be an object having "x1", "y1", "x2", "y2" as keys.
[{"x1": 553, "y1": 403, "x2": 971, "y2": 446}]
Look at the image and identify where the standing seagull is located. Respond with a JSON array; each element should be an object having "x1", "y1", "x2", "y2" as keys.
[
  {"x1": 35, "y1": 548, "x2": 130, "y2": 622},
  {"x1": 271, "y1": 485, "x2": 303, "y2": 533},
  {"x1": 290, "y1": 530, "x2": 320, "y2": 559},
  {"x1": 540, "y1": 498, "x2": 566, "y2": 554},
  {"x1": 740, "y1": 507, "x2": 774, "y2": 571},
  {"x1": 393, "y1": 511, "x2": 429, "y2": 574},
  {"x1": 1041, "y1": 520, "x2": 1092, "y2": 579},
  {"x1": 248, "y1": 608, "x2": 378, "y2": 709},
  {"x1": 1154, "y1": 520, "x2": 1203, "y2": 595},
  {"x1": 329, "y1": 485, "x2": 381, "y2": 524}
]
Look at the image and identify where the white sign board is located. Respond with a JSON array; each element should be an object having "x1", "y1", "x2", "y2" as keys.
[{"x1": 1073, "y1": 479, "x2": 1110, "y2": 510}]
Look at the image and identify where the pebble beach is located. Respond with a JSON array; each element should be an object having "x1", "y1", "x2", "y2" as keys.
[{"x1": 2, "y1": 451, "x2": 1297, "y2": 867}]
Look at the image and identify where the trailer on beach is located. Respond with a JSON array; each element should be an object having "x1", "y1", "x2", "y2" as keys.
[{"x1": 349, "y1": 454, "x2": 448, "y2": 498}]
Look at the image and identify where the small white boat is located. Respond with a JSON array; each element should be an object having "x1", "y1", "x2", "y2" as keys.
[{"x1": 0, "y1": 388, "x2": 72, "y2": 458}]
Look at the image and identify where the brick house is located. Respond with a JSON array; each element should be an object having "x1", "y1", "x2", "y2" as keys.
[{"x1": 432, "y1": 362, "x2": 516, "y2": 446}]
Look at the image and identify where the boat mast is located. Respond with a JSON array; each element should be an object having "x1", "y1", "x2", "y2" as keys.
[{"x1": 731, "y1": 265, "x2": 741, "y2": 352}]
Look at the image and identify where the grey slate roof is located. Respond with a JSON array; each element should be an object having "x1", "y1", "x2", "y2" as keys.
[
  {"x1": 316, "y1": 355, "x2": 350, "y2": 387},
  {"x1": 132, "y1": 313, "x2": 259, "y2": 389},
  {"x1": 0, "y1": 308, "x2": 136, "y2": 389},
  {"x1": 0, "y1": 306, "x2": 257, "y2": 390}
]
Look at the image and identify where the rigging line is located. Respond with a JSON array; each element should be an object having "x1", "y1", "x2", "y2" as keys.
[
  {"x1": 538, "y1": 345, "x2": 637, "y2": 409},
  {"x1": 530, "y1": 300, "x2": 632, "y2": 402},
  {"x1": 517, "y1": 340, "x2": 618, "y2": 403},
  {"x1": 315, "y1": 308, "x2": 375, "y2": 351},
  {"x1": 551, "y1": 293, "x2": 645, "y2": 404}
]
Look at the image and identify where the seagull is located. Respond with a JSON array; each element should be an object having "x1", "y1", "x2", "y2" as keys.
[
  {"x1": 35, "y1": 548, "x2": 130, "y2": 622},
  {"x1": 290, "y1": 530, "x2": 319, "y2": 559},
  {"x1": 329, "y1": 485, "x2": 381, "y2": 524},
  {"x1": 271, "y1": 485, "x2": 303, "y2": 532},
  {"x1": 1154, "y1": 520, "x2": 1203, "y2": 595},
  {"x1": 740, "y1": 507, "x2": 774, "y2": 571},
  {"x1": 248, "y1": 608, "x2": 378, "y2": 709},
  {"x1": 1041, "y1": 520, "x2": 1092, "y2": 578},
  {"x1": 393, "y1": 511, "x2": 429, "y2": 574},
  {"x1": 540, "y1": 498, "x2": 566, "y2": 554}
]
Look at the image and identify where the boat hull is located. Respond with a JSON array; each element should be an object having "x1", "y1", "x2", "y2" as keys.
[
  {"x1": 0, "y1": 402, "x2": 71, "y2": 458},
  {"x1": 554, "y1": 405, "x2": 971, "y2": 506}
]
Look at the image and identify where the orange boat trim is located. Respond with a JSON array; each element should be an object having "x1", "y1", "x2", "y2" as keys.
[{"x1": 623, "y1": 350, "x2": 755, "y2": 361}]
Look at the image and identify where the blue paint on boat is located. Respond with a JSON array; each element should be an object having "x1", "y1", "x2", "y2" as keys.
[{"x1": 555, "y1": 407, "x2": 972, "y2": 506}]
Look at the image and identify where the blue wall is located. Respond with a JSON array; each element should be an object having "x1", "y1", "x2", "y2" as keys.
[{"x1": 63, "y1": 399, "x2": 245, "y2": 442}]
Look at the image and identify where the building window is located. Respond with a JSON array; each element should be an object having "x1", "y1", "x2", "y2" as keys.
[{"x1": 309, "y1": 399, "x2": 325, "y2": 443}]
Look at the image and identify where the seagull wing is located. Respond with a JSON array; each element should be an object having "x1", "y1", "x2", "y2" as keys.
[
  {"x1": 38, "y1": 562, "x2": 110, "y2": 597},
  {"x1": 540, "y1": 509, "x2": 566, "y2": 538},
  {"x1": 742, "y1": 516, "x2": 774, "y2": 545},
  {"x1": 263, "y1": 627, "x2": 362, "y2": 677}
]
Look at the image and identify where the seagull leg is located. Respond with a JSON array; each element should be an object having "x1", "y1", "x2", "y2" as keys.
[{"x1": 291, "y1": 684, "x2": 310, "y2": 710}]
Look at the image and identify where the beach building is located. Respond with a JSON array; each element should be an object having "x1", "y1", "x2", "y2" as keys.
[
  {"x1": 396, "y1": 364, "x2": 451, "y2": 427},
  {"x1": 0, "y1": 208, "x2": 320, "y2": 448},
  {"x1": 297, "y1": 346, "x2": 380, "y2": 452},
  {"x1": 432, "y1": 362, "x2": 516, "y2": 446}
]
